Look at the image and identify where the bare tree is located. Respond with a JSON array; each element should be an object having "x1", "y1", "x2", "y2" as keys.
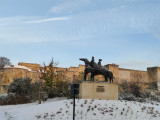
[{"x1": 0, "y1": 57, "x2": 11, "y2": 70}]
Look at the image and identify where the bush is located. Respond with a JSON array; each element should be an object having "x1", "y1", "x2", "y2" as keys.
[
  {"x1": 8, "y1": 77, "x2": 33, "y2": 95},
  {"x1": 0, "y1": 94, "x2": 31, "y2": 105},
  {"x1": 119, "y1": 80, "x2": 160, "y2": 103},
  {"x1": 120, "y1": 81, "x2": 141, "y2": 97},
  {"x1": 44, "y1": 80, "x2": 71, "y2": 98},
  {"x1": 0, "y1": 77, "x2": 40, "y2": 105},
  {"x1": 130, "y1": 82, "x2": 141, "y2": 97},
  {"x1": 119, "y1": 92, "x2": 147, "y2": 102}
]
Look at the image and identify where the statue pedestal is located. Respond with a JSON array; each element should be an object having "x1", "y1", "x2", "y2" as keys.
[{"x1": 79, "y1": 81, "x2": 118, "y2": 100}]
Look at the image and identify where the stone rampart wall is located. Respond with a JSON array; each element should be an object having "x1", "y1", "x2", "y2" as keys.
[
  {"x1": 119, "y1": 68, "x2": 148, "y2": 83},
  {"x1": 0, "y1": 68, "x2": 41, "y2": 94},
  {"x1": 18, "y1": 62, "x2": 40, "y2": 71},
  {"x1": 1, "y1": 62, "x2": 160, "y2": 94}
]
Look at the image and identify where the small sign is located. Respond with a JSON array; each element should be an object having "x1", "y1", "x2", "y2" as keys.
[
  {"x1": 71, "y1": 84, "x2": 79, "y2": 95},
  {"x1": 96, "y1": 86, "x2": 105, "y2": 92}
]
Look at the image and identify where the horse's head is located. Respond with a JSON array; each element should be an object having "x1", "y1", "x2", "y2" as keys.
[{"x1": 79, "y1": 58, "x2": 90, "y2": 65}]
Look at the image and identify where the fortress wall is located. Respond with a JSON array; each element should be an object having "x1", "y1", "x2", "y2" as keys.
[
  {"x1": 119, "y1": 68, "x2": 149, "y2": 89},
  {"x1": 57, "y1": 71, "x2": 75, "y2": 82},
  {"x1": 119, "y1": 68, "x2": 148, "y2": 83},
  {"x1": 65, "y1": 71, "x2": 75, "y2": 82},
  {"x1": 1, "y1": 68, "x2": 41, "y2": 84},
  {"x1": 147, "y1": 67, "x2": 158, "y2": 83},
  {"x1": 72, "y1": 65, "x2": 85, "y2": 77},
  {"x1": 1, "y1": 62, "x2": 160, "y2": 94},
  {"x1": 68, "y1": 67, "x2": 79, "y2": 72},
  {"x1": 130, "y1": 70, "x2": 148, "y2": 83},
  {"x1": 18, "y1": 62, "x2": 40, "y2": 71},
  {"x1": 0, "y1": 71, "x2": 2, "y2": 84},
  {"x1": 53, "y1": 67, "x2": 67, "y2": 72},
  {"x1": 0, "y1": 85, "x2": 8, "y2": 94},
  {"x1": 147, "y1": 67, "x2": 160, "y2": 89},
  {"x1": 0, "y1": 68, "x2": 41, "y2": 94},
  {"x1": 157, "y1": 68, "x2": 160, "y2": 89},
  {"x1": 78, "y1": 65, "x2": 85, "y2": 72},
  {"x1": 119, "y1": 69, "x2": 130, "y2": 83}
]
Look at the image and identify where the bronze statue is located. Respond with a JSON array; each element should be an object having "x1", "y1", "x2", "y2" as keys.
[
  {"x1": 90, "y1": 56, "x2": 95, "y2": 67},
  {"x1": 79, "y1": 57, "x2": 114, "y2": 83},
  {"x1": 98, "y1": 59, "x2": 102, "y2": 66}
]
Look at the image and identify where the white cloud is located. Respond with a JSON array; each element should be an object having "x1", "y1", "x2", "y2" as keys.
[
  {"x1": 23, "y1": 17, "x2": 69, "y2": 24},
  {"x1": 0, "y1": 16, "x2": 37, "y2": 26},
  {"x1": 0, "y1": 16, "x2": 70, "y2": 26},
  {"x1": 51, "y1": 0, "x2": 91, "y2": 13}
]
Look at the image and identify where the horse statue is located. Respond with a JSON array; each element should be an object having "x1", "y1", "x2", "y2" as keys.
[{"x1": 79, "y1": 57, "x2": 114, "y2": 83}]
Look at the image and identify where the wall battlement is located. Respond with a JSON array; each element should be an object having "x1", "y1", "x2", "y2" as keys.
[{"x1": 0, "y1": 62, "x2": 160, "y2": 94}]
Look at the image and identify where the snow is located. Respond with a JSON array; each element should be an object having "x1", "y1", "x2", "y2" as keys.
[
  {"x1": 4, "y1": 65, "x2": 32, "y2": 71},
  {"x1": 0, "y1": 94, "x2": 7, "y2": 97},
  {"x1": 0, "y1": 99, "x2": 160, "y2": 120}
]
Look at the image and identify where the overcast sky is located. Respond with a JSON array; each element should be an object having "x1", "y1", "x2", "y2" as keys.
[{"x1": 0, "y1": 0, "x2": 160, "y2": 70}]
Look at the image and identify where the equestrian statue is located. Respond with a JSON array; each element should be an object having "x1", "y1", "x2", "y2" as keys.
[{"x1": 79, "y1": 56, "x2": 114, "y2": 83}]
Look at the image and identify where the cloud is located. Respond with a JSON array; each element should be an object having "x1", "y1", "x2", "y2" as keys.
[
  {"x1": 0, "y1": 16, "x2": 38, "y2": 26},
  {"x1": 23, "y1": 17, "x2": 69, "y2": 24},
  {"x1": 0, "y1": 0, "x2": 160, "y2": 44},
  {"x1": 51, "y1": 0, "x2": 91, "y2": 13},
  {"x1": 0, "y1": 16, "x2": 70, "y2": 25}
]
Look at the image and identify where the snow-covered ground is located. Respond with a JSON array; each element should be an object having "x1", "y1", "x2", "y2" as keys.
[
  {"x1": 0, "y1": 99, "x2": 160, "y2": 120},
  {"x1": 0, "y1": 94, "x2": 7, "y2": 97}
]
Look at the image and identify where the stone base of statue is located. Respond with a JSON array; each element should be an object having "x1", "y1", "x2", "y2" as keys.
[{"x1": 79, "y1": 81, "x2": 118, "y2": 100}]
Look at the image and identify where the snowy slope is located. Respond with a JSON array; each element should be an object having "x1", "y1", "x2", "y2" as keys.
[{"x1": 0, "y1": 99, "x2": 160, "y2": 120}]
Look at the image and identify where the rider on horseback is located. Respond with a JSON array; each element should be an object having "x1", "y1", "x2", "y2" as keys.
[
  {"x1": 90, "y1": 56, "x2": 95, "y2": 68},
  {"x1": 98, "y1": 59, "x2": 102, "y2": 66}
]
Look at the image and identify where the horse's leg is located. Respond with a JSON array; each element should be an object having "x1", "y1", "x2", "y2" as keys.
[
  {"x1": 91, "y1": 73, "x2": 94, "y2": 81},
  {"x1": 105, "y1": 76, "x2": 108, "y2": 82},
  {"x1": 84, "y1": 71, "x2": 87, "y2": 81},
  {"x1": 111, "y1": 77, "x2": 113, "y2": 83},
  {"x1": 92, "y1": 74, "x2": 95, "y2": 81}
]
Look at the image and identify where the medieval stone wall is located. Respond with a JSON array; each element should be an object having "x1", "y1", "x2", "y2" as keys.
[
  {"x1": 157, "y1": 68, "x2": 160, "y2": 89},
  {"x1": 118, "y1": 68, "x2": 150, "y2": 89},
  {"x1": 0, "y1": 68, "x2": 41, "y2": 94},
  {"x1": 18, "y1": 62, "x2": 40, "y2": 71},
  {"x1": 119, "y1": 68, "x2": 148, "y2": 83},
  {"x1": 53, "y1": 67, "x2": 67, "y2": 72},
  {"x1": 1, "y1": 62, "x2": 160, "y2": 94},
  {"x1": 130, "y1": 70, "x2": 148, "y2": 83},
  {"x1": 147, "y1": 67, "x2": 158, "y2": 83},
  {"x1": 0, "y1": 68, "x2": 41, "y2": 84},
  {"x1": 119, "y1": 69, "x2": 130, "y2": 83},
  {"x1": 147, "y1": 67, "x2": 160, "y2": 89}
]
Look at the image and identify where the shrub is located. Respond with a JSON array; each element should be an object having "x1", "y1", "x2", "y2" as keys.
[
  {"x1": 120, "y1": 81, "x2": 141, "y2": 97},
  {"x1": 44, "y1": 80, "x2": 71, "y2": 98},
  {"x1": 8, "y1": 77, "x2": 33, "y2": 95},
  {"x1": 130, "y1": 82, "x2": 141, "y2": 97},
  {"x1": 0, "y1": 94, "x2": 31, "y2": 105},
  {"x1": 0, "y1": 77, "x2": 40, "y2": 105},
  {"x1": 119, "y1": 80, "x2": 160, "y2": 103}
]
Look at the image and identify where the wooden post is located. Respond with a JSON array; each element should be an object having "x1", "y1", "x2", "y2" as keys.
[{"x1": 38, "y1": 80, "x2": 42, "y2": 104}]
